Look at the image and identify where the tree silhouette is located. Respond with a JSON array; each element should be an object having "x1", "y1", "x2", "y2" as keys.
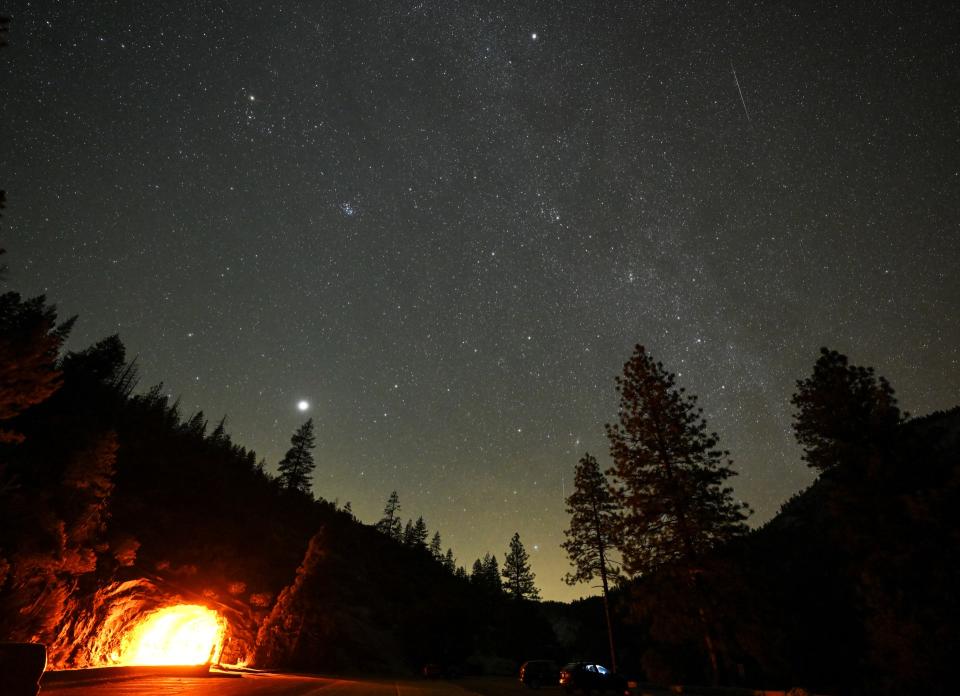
[
  {"x1": 411, "y1": 516, "x2": 428, "y2": 548},
  {"x1": 482, "y1": 553, "x2": 502, "y2": 593},
  {"x1": 471, "y1": 552, "x2": 502, "y2": 594},
  {"x1": 501, "y1": 532, "x2": 539, "y2": 600},
  {"x1": 792, "y1": 347, "x2": 904, "y2": 476},
  {"x1": 399, "y1": 515, "x2": 428, "y2": 548},
  {"x1": 562, "y1": 452, "x2": 621, "y2": 671},
  {"x1": 183, "y1": 410, "x2": 207, "y2": 438},
  {"x1": 443, "y1": 548, "x2": 455, "y2": 572},
  {"x1": 429, "y1": 531, "x2": 443, "y2": 560},
  {"x1": 277, "y1": 419, "x2": 316, "y2": 496},
  {"x1": 606, "y1": 344, "x2": 750, "y2": 683},
  {"x1": 209, "y1": 416, "x2": 228, "y2": 444},
  {"x1": 376, "y1": 491, "x2": 403, "y2": 540},
  {"x1": 0, "y1": 291, "x2": 73, "y2": 443}
]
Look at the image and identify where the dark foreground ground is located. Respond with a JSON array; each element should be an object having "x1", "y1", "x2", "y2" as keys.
[
  {"x1": 38, "y1": 671, "x2": 805, "y2": 696},
  {"x1": 39, "y1": 672, "x2": 570, "y2": 696}
]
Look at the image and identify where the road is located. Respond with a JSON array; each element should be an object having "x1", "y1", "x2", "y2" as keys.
[{"x1": 40, "y1": 672, "x2": 540, "y2": 696}]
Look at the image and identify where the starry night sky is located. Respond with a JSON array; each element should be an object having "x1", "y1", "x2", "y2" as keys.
[{"x1": 2, "y1": 1, "x2": 959, "y2": 601}]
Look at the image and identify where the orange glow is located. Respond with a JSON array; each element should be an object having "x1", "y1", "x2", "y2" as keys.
[{"x1": 114, "y1": 605, "x2": 225, "y2": 666}]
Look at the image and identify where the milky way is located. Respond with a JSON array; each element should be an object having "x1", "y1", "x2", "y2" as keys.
[{"x1": 3, "y1": 2, "x2": 959, "y2": 599}]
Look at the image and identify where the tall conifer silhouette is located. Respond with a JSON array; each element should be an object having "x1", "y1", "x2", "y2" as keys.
[
  {"x1": 792, "y1": 347, "x2": 904, "y2": 476},
  {"x1": 563, "y1": 452, "x2": 620, "y2": 670},
  {"x1": 277, "y1": 419, "x2": 316, "y2": 495},
  {"x1": 501, "y1": 532, "x2": 539, "y2": 600},
  {"x1": 376, "y1": 491, "x2": 403, "y2": 540},
  {"x1": 606, "y1": 344, "x2": 750, "y2": 684}
]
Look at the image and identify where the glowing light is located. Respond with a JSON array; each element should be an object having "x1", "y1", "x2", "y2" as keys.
[
  {"x1": 118, "y1": 605, "x2": 225, "y2": 666},
  {"x1": 297, "y1": 399, "x2": 310, "y2": 411}
]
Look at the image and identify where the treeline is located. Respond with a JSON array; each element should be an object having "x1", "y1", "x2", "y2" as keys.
[
  {"x1": 559, "y1": 344, "x2": 960, "y2": 696},
  {"x1": 0, "y1": 214, "x2": 556, "y2": 672},
  {"x1": 0, "y1": 316, "x2": 551, "y2": 671},
  {"x1": 0, "y1": 313, "x2": 325, "y2": 664},
  {"x1": 264, "y1": 416, "x2": 543, "y2": 603},
  {"x1": 3, "y1": 180, "x2": 957, "y2": 690},
  {"x1": 371, "y1": 489, "x2": 540, "y2": 600}
]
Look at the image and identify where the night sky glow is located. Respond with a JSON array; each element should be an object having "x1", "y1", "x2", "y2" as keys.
[{"x1": 2, "y1": 2, "x2": 959, "y2": 600}]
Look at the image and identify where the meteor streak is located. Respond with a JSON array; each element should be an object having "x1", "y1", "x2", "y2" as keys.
[{"x1": 731, "y1": 61, "x2": 751, "y2": 122}]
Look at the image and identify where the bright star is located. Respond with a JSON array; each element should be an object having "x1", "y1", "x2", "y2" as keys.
[
  {"x1": 531, "y1": 32, "x2": 538, "y2": 40},
  {"x1": 297, "y1": 400, "x2": 310, "y2": 412}
]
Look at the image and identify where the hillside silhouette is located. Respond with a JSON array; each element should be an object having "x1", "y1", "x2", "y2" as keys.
[
  {"x1": 0, "y1": 330, "x2": 562, "y2": 672},
  {"x1": 602, "y1": 404, "x2": 960, "y2": 695},
  {"x1": 0, "y1": 268, "x2": 957, "y2": 694}
]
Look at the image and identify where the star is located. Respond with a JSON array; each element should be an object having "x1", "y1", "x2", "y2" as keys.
[{"x1": 297, "y1": 400, "x2": 310, "y2": 412}]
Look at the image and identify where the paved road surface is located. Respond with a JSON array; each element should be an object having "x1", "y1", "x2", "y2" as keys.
[{"x1": 40, "y1": 672, "x2": 524, "y2": 696}]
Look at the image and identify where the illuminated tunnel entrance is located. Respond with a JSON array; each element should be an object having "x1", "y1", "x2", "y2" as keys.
[{"x1": 113, "y1": 604, "x2": 226, "y2": 666}]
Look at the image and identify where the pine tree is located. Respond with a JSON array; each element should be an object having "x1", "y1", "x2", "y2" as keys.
[
  {"x1": 184, "y1": 410, "x2": 207, "y2": 438},
  {"x1": 606, "y1": 344, "x2": 750, "y2": 684},
  {"x1": 376, "y1": 491, "x2": 403, "y2": 540},
  {"x1": 483, "y1": 553, "x2": 502, "y2": 593},
  {"x1": 429, "y1": 531, "x2": 443, "y2": 560},
  {"x1": 277, "y1": 419, "x2": 316, "y2": 496},
  {"x1": 60, "y1": 334, "x2": 129, "y2": 387},
  {"x1": 791, "y1": 347, "x2": 904, "y2": 476},
  {"x1": 209, "y1": 416, "x2": 229, "y2": 445},
  {"x1": 402, "y1": 519, "x2": 415, "y2": 546},
  {"x1": 471, "y1": 553, "x2": 502, "y2": 593},
  {"x1": 501, "y1": 532, "x2": 539, "y2": 600},
  {"x1": 443, "y1": 548, "x2": 456, "y2": 572},
  {"x1": 0, "y1": 291, "x2": 73, "y2": 443},
  {"x1": 471, "y1": 558, "x2": 485, "y2": 581},
  {"x1": 467, "y1": 553, "x2": 504, "y2": 594},
  {"x1": 412, "y1": 516, "x2": 428, "y2": 548},
  {"x1": 399, "y1": 516, "x2": 428, "y2": 548},
  {"x1": 562, "y1": 452, "x2": 621, "y2": 671}
]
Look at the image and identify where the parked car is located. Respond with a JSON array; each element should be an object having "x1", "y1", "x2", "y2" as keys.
[
  {"x1": 559, "y1": 661, "x2": 629, "y2": 695},
  {"x1": 519, "y1": 659, "x2": 560, "y2": 688}
]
